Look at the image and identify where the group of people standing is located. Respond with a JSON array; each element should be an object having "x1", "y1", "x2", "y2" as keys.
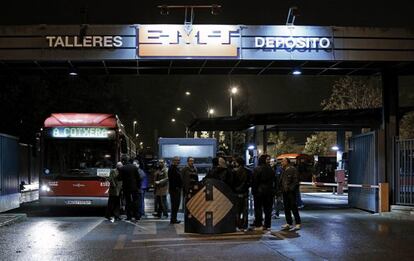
[
  {"x1": 251, "y1": 155, "x2": 302, "y2": 231},
  {"x1": 204, "y1": 154, "x2": 301, "y2": 231},
  {"x1": 105, "y1": 154, "x2": 302, "y2": 231},
  {"x1": 105, "y1": 157, "x2": 147, "y2": 222}
]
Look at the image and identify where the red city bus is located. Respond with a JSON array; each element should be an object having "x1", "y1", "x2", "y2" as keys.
[{"x1": 39, "y1": 113, "x2": 136, "y2": 207}]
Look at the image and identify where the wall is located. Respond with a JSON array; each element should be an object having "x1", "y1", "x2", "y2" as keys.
[{"x1": 0, "y1": 133, "x2": 20, "y2": 212}]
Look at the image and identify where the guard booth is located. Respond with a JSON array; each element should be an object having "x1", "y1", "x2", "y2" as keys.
[{"x1": 184, "y1": 179, "x2": 236, "y2": 234}]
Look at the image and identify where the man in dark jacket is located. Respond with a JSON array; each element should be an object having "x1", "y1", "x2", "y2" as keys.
[
  {"x1": 181, "y1": 156, "x2": 199, "y2": 196},
  {"x1": 119, "y1": 158, "x2": 142, "y2": 221},
  {"x1": 168, "y1": 156, "x2": 182, "y2": 224},
  {"x1": 280, "y1": 157, "x2": 301, "y2": 230},
  {"x1": 232, "y1": 157, "x2": 250, "y2": 230},
  {"x1": 252, "y1": 154, "x2": 276, "y2": 230},
  {"x1": 205, "y1": 157, "x2": 233, "y2": 187},
  {"x1": 105, "y1": 161, "x2": 123, "y2": 221}
]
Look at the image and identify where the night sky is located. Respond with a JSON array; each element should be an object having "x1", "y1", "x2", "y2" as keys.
[
  {"x1": 1, "y1": 0, "x2": 414, "y2": 148},
  {"x1": 1, "y1": 0, "x2": 414, "y2": 27}
]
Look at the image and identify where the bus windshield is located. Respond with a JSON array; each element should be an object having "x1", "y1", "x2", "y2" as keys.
[{"x1": 44, "y1": 139, "x2": 116, "y2": 178}]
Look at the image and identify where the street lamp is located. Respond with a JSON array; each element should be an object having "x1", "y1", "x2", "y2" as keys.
[
  {"x1": 208, "y1": 108, "x2": 215, "y2": 118},
  {"x1": 231, "y1": 87, "x2": 238, "y2": 95},
  {"x1": 176, "y1": 106, "x2": 197, "y2": 118},
  {"x1": 229, "y1": 86, "x2": 238, "y2": 117},
  {"x1": 171, "y1": 118, "x2": 189, "y2": 138},
  {"x1": 184, "y1": 90, "x2": 211, "y2": 118},
  {"x1": 133, "y1": 120, "x2": 138, "y2": 141},
  {"x1": 229, "y1": 86, "x2": 239, "y2": 154}
]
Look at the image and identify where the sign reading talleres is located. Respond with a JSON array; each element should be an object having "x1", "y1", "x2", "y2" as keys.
[
  {"x1": 46, "y1": 36, "x2": 123, "y2": 48},
  {"x1": 51, "y1": 127, "x2": 109, "y2": 138},
  {"x1": 138, "y1": 25, "x2": 240, "y2": 58}
]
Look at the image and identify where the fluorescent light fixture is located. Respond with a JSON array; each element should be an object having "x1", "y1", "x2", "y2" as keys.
[{"x1": 292, "y1": 69, "x2": 302, "y2": 75}]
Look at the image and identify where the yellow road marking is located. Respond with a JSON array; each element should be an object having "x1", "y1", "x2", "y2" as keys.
[
  {"x1": 124, "y1": 240, "x2": 253, "y2": 249},
  {"x1": 131, "y1": 234, "x2": 262, "y2": 243},
  {"x1": 133, "y1": 222, "x2": 157, "y2": 235},
  {"x1": 113, "y1": 234, "x2": 127, "y2": 250}
]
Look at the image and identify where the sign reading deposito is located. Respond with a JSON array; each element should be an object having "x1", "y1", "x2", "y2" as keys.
[
  {"x1": 254, "y1": 36, "x2": 331, "y2": 49},
  {"x1": 51, "y1": 127, "x2": 109, "y2": 138},
  {"x1": 137, "y1": 25, "x2": 240, "y2": 58}
]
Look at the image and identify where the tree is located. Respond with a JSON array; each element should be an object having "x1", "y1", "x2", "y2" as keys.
[
  {"x1": 321, "y1": 76, "x2": 382, "y2": 110},
  {"x1": 400, "y1": 113, "x2": 414, "y2": 139},
  {"x1": 303, "y1": 132, "x2": 337, "y2": 156},
  {"x1": 322, "y1": 76, "x2": 414, "y2": 139},
  {"x1": 305, "y1": 76, "x2": 381, "y2": 155},
  {"x1": 267, "y1": 132, "x2": 299, "y2": 156}
]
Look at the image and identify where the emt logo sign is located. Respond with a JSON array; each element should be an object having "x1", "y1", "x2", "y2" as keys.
[{"x1": 137, "y1": 25, "x2": 240, "y2": 58}]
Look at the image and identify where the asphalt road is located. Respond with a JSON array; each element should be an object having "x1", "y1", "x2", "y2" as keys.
[{"x1": 1, "y1": 194, "x2": 414, "y2": 261}]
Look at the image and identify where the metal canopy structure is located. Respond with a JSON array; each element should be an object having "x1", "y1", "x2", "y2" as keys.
[
  {"x1": 1, "y1": 24, "x2": 414, "y2": 76},
  {"x1": 188, "y1": 108, "x2": 414, "y2": 132},
  {"x1": 1, "y1": 60, "x2": 414, "y2": 76}
]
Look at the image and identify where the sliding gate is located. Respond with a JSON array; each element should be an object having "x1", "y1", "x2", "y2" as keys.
[
  {"x1": 349, "y1": 132, "x2": 378, "y2": 212},
  {"x1": 394, "y1": 139, "x2": 414, "y2": 206}
]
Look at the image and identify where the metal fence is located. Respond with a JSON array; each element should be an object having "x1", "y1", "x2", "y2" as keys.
[
  {"x1": 0, "y1": 133, "x2": 19, "y2": 196},
  {"x1": 394, "y1": 139, "x2": 414, "y2": 206}
]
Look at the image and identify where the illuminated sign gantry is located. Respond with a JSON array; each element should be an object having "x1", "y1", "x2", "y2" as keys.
[{"x1": 1, "y1": 24, "x2": 413, "y2": 62}]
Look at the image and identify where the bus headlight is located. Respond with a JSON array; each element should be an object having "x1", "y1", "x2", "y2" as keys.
[{"x1": 41, "y1": 185, "x2": 51, "y2": 192}]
